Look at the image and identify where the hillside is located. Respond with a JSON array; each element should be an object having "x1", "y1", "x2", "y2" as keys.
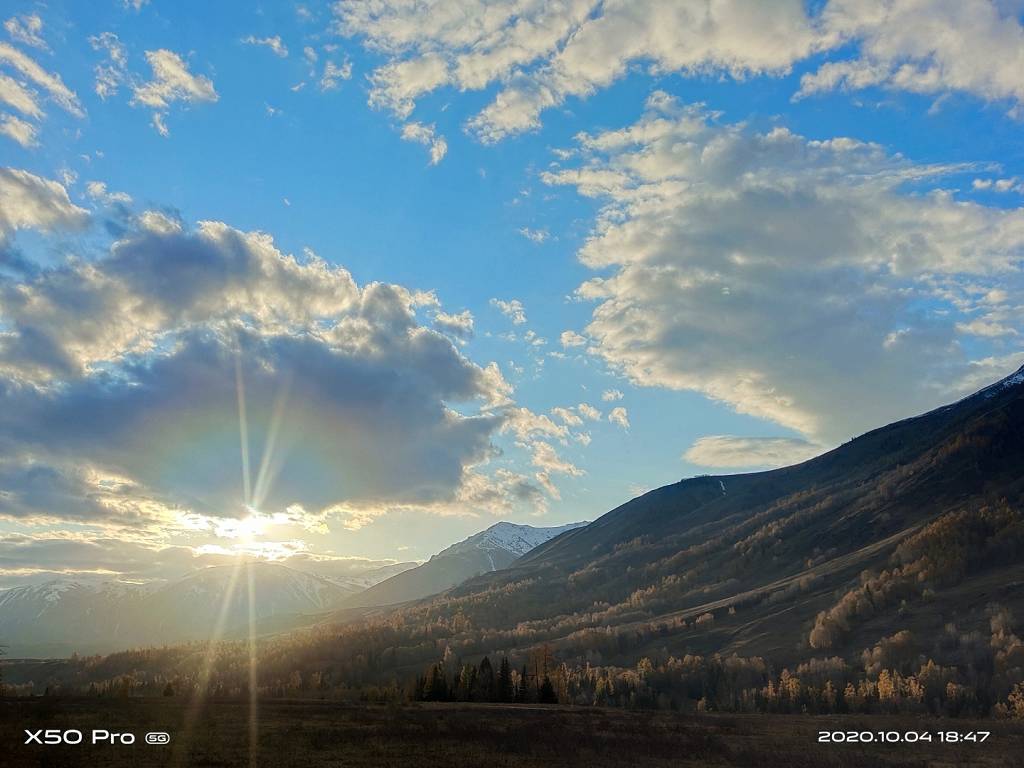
[
  {"x1": 343, "y1": 521, "x2": 587, "y2": 608},
  {"x1": 424, "y1": 364, "x2": 1024, "y2": 663},
  {"x1": 5, "y1": 366, "x2": 1023, "y2": 714}
]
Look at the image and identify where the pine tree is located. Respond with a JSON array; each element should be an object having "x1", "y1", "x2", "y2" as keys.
[
  {"x1": 477, "y1": 656, "x2": 495, "y2": 701},
  {"x1": 498, "y1": 657, "x2": 513, "y2": 702},
  {"x1": 517, "y1": 664, "x2": 530, "y2": 703},
  {"x1": 539, "y1": 675, "x2": 557, "y2": 704}
]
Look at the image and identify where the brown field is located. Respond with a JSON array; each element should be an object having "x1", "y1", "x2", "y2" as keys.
[{"x1": 1, "y1": 697, "x2": 1022, "y2": 768}]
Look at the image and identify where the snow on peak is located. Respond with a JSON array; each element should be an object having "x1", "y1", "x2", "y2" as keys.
[
  {"x1": 439, "y1": 521, "x2": 588, "y2": 559},
  {"x1": 980, "y1": 363, "x2": 1024, "y2": 399}
]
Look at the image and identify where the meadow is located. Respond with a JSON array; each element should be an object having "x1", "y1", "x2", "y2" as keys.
[{"x1": 1, "y1": 697, "x2": 1023, "y2": 768}]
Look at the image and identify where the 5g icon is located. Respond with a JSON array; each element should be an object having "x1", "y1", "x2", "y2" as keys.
[{"x1": 145, "y1": 732, "x2": 171, "y2": 745}]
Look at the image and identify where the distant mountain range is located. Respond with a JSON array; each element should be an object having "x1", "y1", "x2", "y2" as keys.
[
  {"x1": 0, "y1": 522, "x2": 585, "y2": 657},
  {"x1": 6, "y1": 365, "x2": 1024, "y2": 700},
  {"x1": 342, "y1": 521, "x2": 588, "y2": 608}
]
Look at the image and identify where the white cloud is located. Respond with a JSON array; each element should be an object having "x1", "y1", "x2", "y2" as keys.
[
  {"x1": 337, "y1": 1, "x2": 1024, "y2": 144},
  {"x1": 577, "y1": 402, "x2": 601, "y2": 421},
  {"x1": 0, "y1": 72, "x2": 41, "y2": 117},
  {"x1": 550, "y1": 406, "x2": 582, "y2": 427},
  {"x1": 607, "y1": 406, "x2": 629, "y2": 430},
  {"x1": 560, "y1": 330, "x2": 586, "y2": 348},
  {"x1": 601, "y1": 388, "x2": 623, "y2": 402},
  {"x1": 530, "y1": 441, "x2": 584, "y2": 499},
  {"x1": 89, "y1": 32, "x2": 128, "y2": 100},
  {"x1": 0, "y1": 218, "x2": 540, "y2": 532},
  {"x1": 335, "y1": 0, "x2": 819, "y2": 143},
  {"x1": 4, "y1": 13, "x2": 47, "y2": 51},
  {"x1": 320, "y1": 58, "x2": 352, "y2": 91},
  {"x1": 544, "y1": 93, "x2": 1024, "y2": 444},
  {"x1": 683, "y1": 435, "x2": 823, "y2": 470},
  {"x1": 242, "y1": 35, "x2": 289, "y2": 58},
  {"x1": 400, "y1": 120, "x2": 447, "y2": 165},
  {"x1": 433, "y1": 309, "x2": 474, "y2": 339},
  {"x1": 0, "y1": 112, "x2": 35, "y2": 146},
  {"x1": 151, "y1": 112, "x2": 168, "y2": 136},
  {"x1": 86, "y1": 180, "x2": 133, "y2": 206},
  {"x1": 131, "y1": 49, "x2": 218, "y2": 135},
  {"x1": 0, "y1": 41, "x2": 83, "y2": 117},
  {"x1": 949, "y1": 352, "x2": 1024, "y2": 396},
  {"x1": 518, "y1": 226, "x2": 548, "y2": 243},
  {"x1": 490, "y1": 297, "x2": 527, "y2": 325},
  {"x1": 137, "y1": 210, "x2": 181, "y2": 235},
  {"x1": 797, "y1": 0, "x2": 1024, "y2": 114},
  {"x1": 974, "y1": 176, "x2": 1024, "y2": 194},
  {"x1": 956, "y1": 318, "x2": 1019, "y2": 337},
  {"x1": 0, "y1": 168, "x2": 89, "y2": 238},
  {"x1": 502, "y1": 407, "x2": 568, "y2": 443}
]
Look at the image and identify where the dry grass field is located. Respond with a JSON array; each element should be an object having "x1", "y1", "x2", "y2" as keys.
[{"x1": 1, "y1": 697, "x2": 1022, "y2": 768}]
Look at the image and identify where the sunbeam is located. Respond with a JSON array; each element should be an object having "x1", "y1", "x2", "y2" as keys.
[
  {"x1": 251, "y1": 376, "x2": 292, "y2": 512},
  {"x1": 171, "y1": 554, "x2": 244, "y2": 767},
  {"x1": 234, "y1": 349, "x2": 252, "y2": 508},
  {"x1": 246, "y1": 561, "x2": 259, "y2": 767}
]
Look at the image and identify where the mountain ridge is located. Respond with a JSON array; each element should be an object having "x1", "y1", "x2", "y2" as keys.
[{"x1": 341, "y1": 521, "x2": 588, "y2": 609}]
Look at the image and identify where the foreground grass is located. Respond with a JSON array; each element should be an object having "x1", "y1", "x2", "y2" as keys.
[{"x1": 1, "y1": 697, "x2": 1022, "y2": 767}]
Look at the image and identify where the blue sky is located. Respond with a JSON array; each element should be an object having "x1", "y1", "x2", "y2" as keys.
[{"x1": 1, "y1": 1, "x2": 1023, "y2": 580}]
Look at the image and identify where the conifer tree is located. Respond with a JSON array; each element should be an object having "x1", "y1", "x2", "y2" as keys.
[
  {"x1": 478, "y1": 656, "x2": 495, "y2": 701},
  {"x1": 539, "y1": 675, "x2": 557, "y2": 704},
  {"x1": 498, "y1": 656, "x2": 514, "y2": 702}
]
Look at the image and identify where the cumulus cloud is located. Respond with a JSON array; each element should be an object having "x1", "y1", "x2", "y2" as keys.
[
  {"x1": 433, "y1": 309, "x2": 474, "y2": 339},
  {"x1": 683, "y1": 435, "x2": 823, "y2": 470},
  {"x1": 796, "y1": 0, "x2": 1024, "y2": 114},
  {"x1": 336, "y1": 0, "x2": 820, "y2": 142},
  {"x1": 400, "y1": 120, "x2": 447, "y2": 165},
  {"x1": 530, "y1": 441, "x2": 583, "y2": 499},
  {"x1": 601, "y1": 388, "x2": 623, "y2": 402},
  {"x1": 336, "y1": 0, "x2": 1024, "y2": 144},
  {"x1": 0, "y1": 218, "x2": 544, "y2": 535},
  {"x1": 242, "y1": 35, "x2": 289, "y2": 57},
  {"x1": 0, "y1": 168, "x2": 89, "y2": 238},
  {"x1": 131, "y1": 49, "x2": 218, "y2": 135},
  {"x1": 85, "y1": 180, "x2": 133, "y2": 206},
  {"x1": 550, "y1": 406, "x2": 582, "y2": 427},
  {"x1": 491, "y1": 297, "x2": 527, "y2": 324},
  {"x1": 559, "y1": 330, "x2": 587, "y2": 348},
  {"x1": 544, "y1": 93, "x2": 1024, "y2": 444},
  {"x1": 320, "y1": 58, "x2": 352, "y2": 91},
  {"x1": 607, "y1": 406, "x2": 629, "y2": 430}
]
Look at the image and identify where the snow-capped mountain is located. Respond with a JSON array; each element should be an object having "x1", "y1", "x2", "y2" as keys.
[
  {"x1": 0, "y1": 561, "x2": 411, "y2": 657},
  {"x1": 343, "y1": 521, "x2": 588, "y2": 609},
  {"x1": 439, "y1": 521, "x2": 588, "y2": 561}
]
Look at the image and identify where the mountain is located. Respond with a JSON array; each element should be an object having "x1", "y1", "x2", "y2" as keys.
[
  {"x1": 342, "y1": 521, "x2": 588, "y2": 608},
  {"x1": 5, "y1": 366, "x2": 1024, "y2": 703},
  {"x1": 0, "y1": 561, "x2": 409, "y2": 657},
  {"x1": 420, "y1": 364, "x2": 1024, "y2": 666}
]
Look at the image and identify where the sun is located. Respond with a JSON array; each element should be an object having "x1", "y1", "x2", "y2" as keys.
[{"x1": 235, "y1": 505, "x2": 266, "y2": 544}]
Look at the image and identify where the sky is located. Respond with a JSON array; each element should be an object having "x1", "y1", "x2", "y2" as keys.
[{"x1": 1, "y1": 0, "x2": 1023, "y2": 585}]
